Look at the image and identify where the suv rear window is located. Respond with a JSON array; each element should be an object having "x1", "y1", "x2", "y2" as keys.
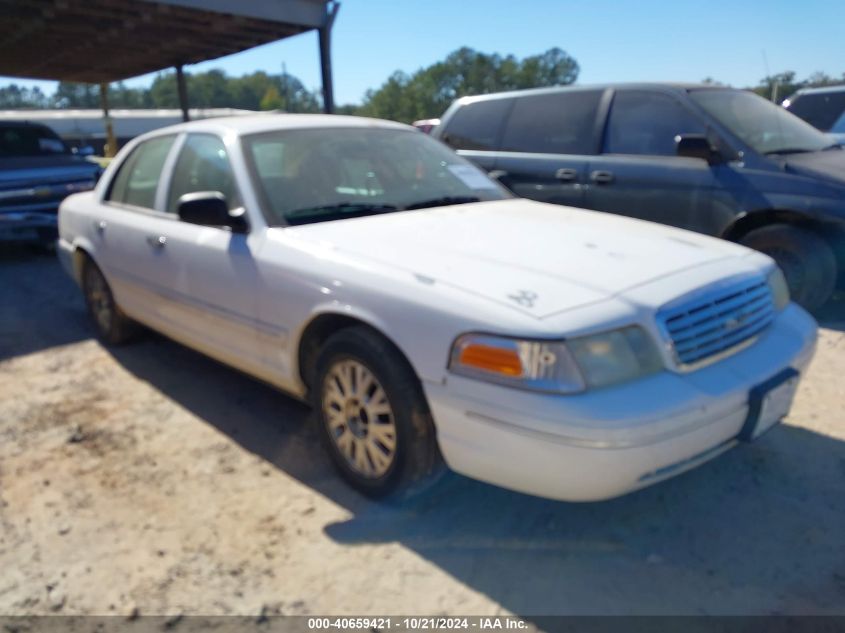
[
  {"x1": 441, "y1": 98, "x2": 513, "y2": 151},
  {"x1": 787, "y1": 90, "x2": 845, "y2": 131},
  {"x1": 0, "y1": 124, "x2": 67, "y2": 157},
  {"x1": 500, "y1": 90, "x2": 602, "y2": 155}
]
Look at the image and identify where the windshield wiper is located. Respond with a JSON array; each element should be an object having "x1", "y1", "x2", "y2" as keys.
[
  {"x1": 285, "y1": 202, "x2": 398, "y2": 225},
  {"x1": 763, "y1": 148, "x2": 815, "y2": 155},
  {"x1": 403, "y1": 195, "x2": 480, "y2": 211},
  {"x1": 822, "y1": 142, "x2": 843, "y2": 151}
]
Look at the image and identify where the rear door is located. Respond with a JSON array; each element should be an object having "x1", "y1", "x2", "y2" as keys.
[
  {"x1": 584, "y1": 89, "x2": 722, "y2": 233},
  {"x1": 492, "y1": 89, "x2": 604, "y2": 208},
  {"x1": 93, "y1": 134, "x2": 182, "y2": 326}
]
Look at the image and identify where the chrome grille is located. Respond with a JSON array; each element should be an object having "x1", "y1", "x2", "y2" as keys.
[{"x1": 658, "y1": 277, "x2": 775, "y2": 368}]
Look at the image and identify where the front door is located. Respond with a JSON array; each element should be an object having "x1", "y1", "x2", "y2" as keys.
[
  {"x1": 584, "y1": 89, "x2": 724, "y2": 234},
  {"x1": 161, "y1": 133, "x2": 269, "y2": 372}
]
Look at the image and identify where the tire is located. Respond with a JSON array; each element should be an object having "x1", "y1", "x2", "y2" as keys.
[
  {"x1": 81, "y1": 258, "x2": 138, "y2": 345},
  {"x1": 740, "y1": 224, "x2": 837, "y2": 313},
  {"x1": 312, "y1": 326, "x2": 443, "y2": 499}
]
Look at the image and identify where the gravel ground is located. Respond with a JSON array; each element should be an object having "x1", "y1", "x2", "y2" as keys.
[{"x1": 1, "y1": 248, "x2": 844, "y2": 617}]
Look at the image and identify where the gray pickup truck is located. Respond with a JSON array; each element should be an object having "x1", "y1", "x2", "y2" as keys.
[{"x1": 1, "y1": 121, "x2": 101, "y2": 245}]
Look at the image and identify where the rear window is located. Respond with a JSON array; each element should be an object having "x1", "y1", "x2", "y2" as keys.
[
  {"x1": 500, "y1": 90, "x2": 602, "y2": 155},
  {"x1": 0, "y1": 124, "x2": 67, "y2": 157},
  {"x1": 108, "y1": 135, "x2": 176, "y2": 210},
  {"x1": 787, "y1": 90, "x2": 845, "y2": 131},
  {"x1": 441, "y1": 98, "x2": 512, "y2": 151}
]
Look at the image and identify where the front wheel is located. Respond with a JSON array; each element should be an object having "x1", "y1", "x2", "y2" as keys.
[
  {"x1": 740, "y1": 224, "x2": 837, "y2": 313},
  {"x1": 313, "y1": 326, "x2": 442, "y2": 498},
  {"x1": 81, "y1": 258, "x2": 138, "y2": 345}
]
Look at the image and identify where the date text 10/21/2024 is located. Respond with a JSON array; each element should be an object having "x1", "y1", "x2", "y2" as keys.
[{"x1": 307, "y1": 618, "x2": 529, "y2": 630}]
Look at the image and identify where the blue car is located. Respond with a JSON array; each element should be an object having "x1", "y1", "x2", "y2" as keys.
[
  {"x1": 1, "y1": 121, "x2": 101, "y2": 245},
  {"x1": 434, "y1": 84, "x2": 845, "y2": 311}
]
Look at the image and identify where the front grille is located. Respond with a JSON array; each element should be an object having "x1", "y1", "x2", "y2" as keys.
[{"x1": 658, "y1": 277, "x2": 775, "y2": 368}]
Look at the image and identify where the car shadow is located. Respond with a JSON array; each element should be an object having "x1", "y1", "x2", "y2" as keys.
[
  {"x1": 105, "y1": 326, "x2": 845, "y2": 616},
  {"x1": 0, "y1": 247, "x2": 91, "y2": 361},
  {"x1": 8, "y1": 256, "x2": 845, "y2": 615}
]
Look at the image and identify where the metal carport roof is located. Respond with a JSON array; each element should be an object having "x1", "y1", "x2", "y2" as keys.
[{"x1": 0, "y1": 0, "x2": 339, "y2": 111}]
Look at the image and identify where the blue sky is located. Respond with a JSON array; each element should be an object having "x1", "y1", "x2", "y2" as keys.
[{"x1": 5, "y1": 0, "x2": 844, "y2": 105}]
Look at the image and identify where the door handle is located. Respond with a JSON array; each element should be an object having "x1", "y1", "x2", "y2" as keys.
[
  {"x1": 590, "y1": 170, "x2": 615, "y2": 184},
  {"x1": 555, "y1": 168, "x2": 578, "y2": 182},
  {"x1": 146, "y1": 235, "x2": 167, "y2": 249},
  {"x1": 487, "y1": 169, "x2": 508, "y2": 182},
  {"x1": 93, "y1": 220, "x2": 107, "y2": 234}
]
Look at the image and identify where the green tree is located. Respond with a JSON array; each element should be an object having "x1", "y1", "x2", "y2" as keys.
[
  {"x1": 0, "y1": 84, "x2": 48, "y2": 108},
  {"x1": 358, "y1": 47, "x2": 579, "y2": 123},
  {"x1": 52, "y1": 82, "x2": 100, "y2": 108},
  {"x1": 259, "y1": 86, "x2": 284, "y2": 110},
  {"x1": 751, "y1": 70, "x2": 845, "y2": 102}
]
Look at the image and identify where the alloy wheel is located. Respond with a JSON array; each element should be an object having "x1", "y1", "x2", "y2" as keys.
[{"x1": 322, "y1": 359, "x2": 398, "y2": 478}]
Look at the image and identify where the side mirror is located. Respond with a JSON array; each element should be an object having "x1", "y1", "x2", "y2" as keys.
[
  {"x1": 676, "y1": 134, "x2": 722, "y2": 164},
  {"x1": 177, "y1": 191, "x2": 248, "y2": 234}
]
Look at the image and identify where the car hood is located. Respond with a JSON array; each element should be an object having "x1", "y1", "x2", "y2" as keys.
[
  {"x1": 286, "y1": 199, "x2": 749, "y2": 318},
  {"x1": 0, "y1": 155, "x2": 100, "y2": 189},
  {"x1": 782, "y1": 147, "x2": 845, "y2": 186}
]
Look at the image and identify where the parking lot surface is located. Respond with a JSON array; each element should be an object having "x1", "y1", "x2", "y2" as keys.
[{"x1": 1, "y1": 250, "x2": 844, "y2": 616}]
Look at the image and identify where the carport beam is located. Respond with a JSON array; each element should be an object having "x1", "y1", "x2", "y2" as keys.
[
  {"x1": 176, "y1": 65, "x2": 190, "y2": 122},
  {"x1": 318, "y1": 2, "x2": 339, "y2": 114},
  {"x1": 99, "y1": 83, "x2": 117, "y2": 158}
]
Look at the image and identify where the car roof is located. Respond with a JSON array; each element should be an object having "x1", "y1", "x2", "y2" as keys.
[
  {"x1": 790, "y1": 84, "x2": 845, "y2": 97},
  {"x1": 139, "y1": 113, "x2": 413, "y2": 140},
  {"x1": 452, "y1": 82, "x2": 725, "y2": 105},
  {"x1": 0, "y1": 120, "x2": 54, "y2": 128}
]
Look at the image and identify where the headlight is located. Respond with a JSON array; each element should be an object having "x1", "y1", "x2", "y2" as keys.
[
  {"x1": 566, "y1": 326, "x2": 664, "y2": 389},
  {"x1": 449, "y1": 326, "x2": 663, "y2": 393},
  {"x1": 767, "y1": 267, "x2": 790, "y2": 311}
]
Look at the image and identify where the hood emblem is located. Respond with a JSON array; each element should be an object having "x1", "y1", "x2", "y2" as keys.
[{"x1": 508, "y1": 290, "x2": 539, "y2": 308}]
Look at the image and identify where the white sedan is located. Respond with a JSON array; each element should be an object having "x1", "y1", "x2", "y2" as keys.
[{"x1": 57, "y1": 114, "x2": 818, "y2": 501}]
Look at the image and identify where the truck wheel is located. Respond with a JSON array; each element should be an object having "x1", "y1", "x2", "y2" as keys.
[
  {"x1": 81, "y1": 258, "x2": 138, "y2": 345},
  {"x1": 740, "y1": 224, "x2": 837, "y2": 312},
  {"x1": 312, "y1": 326, "x2": 443, "y2": 499}
]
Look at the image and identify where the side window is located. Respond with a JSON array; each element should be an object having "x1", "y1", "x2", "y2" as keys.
[
  {"x1": 604, "y1": 91, "x2": 705, "y2": 156},
  {"x1": 441, "y1": 98, "x2": 512, "y2": 151},
  {"x1": 788, "y1": 92, "x2": 845, "y2": 131},
  {"x1": 500, "y1": 90, "x2": 602, "y2": 155},
  {"x1": 108, "y1": 135, "x2": 176, "y2": 209},
  {"x1": 167, "y1": 134, "x2": 241, "y2": 213}
]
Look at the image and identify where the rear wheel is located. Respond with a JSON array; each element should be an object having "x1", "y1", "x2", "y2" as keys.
[
  {"x1": 740, "y1": 224, "x2": 837, "y2": 312},
  {"x1": 312, "y1": 326, "x2": 442, "y2": 498},
  {"x1": 81, "y1": 258, "x2": 138, "y2": 344}
]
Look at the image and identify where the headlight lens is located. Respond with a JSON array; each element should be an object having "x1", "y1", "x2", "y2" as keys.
[
  {"x1": 449, "y1": 326, "x2": 663, "y2": 393},
  {"x1": 567, "y1": 326, "x2": 664, "y2": 389},
  {"x1": 767, "y1": 267, "x2": 790, "y2": 311}
]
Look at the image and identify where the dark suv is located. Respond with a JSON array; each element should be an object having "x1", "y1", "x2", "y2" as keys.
[
  {"x1": 1, "y1": 121, "x2": 101, "y2": 245},
  {"x1": 784, "y1": 85, "x2": 845, "y2": 142},
  {"x1": 433, "y1": 84, "x2": 845, "y2": 311}
]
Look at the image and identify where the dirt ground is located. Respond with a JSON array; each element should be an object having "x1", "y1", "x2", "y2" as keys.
[{"x1": 1, "y1": 249, "x2": 844, "y2": 617}]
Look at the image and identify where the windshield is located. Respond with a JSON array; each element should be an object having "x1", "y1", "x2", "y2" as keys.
[
  {"x1": 242, "y1": 127, "x2": 509, "y2": 225},
  {"x1": 832, "y1": 111, "x2": 845, "y2": 134},
  {"x1": 0, "y1": 124, "x2": 68, "y2": 158},
  {"x1": 688, "y1": 89, "x2": 832, "y2": 155}
]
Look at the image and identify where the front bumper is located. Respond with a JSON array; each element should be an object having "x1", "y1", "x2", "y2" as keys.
[
  {"x1": 425, "y1": 304, "x2": 818, "y2": 501},
  {"x1": 0, "y1": 211, "x2": 58, "y2": 242}
]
